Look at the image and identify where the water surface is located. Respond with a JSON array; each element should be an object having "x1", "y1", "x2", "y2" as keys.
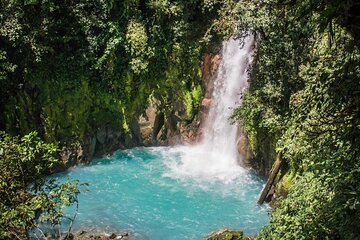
[{"x1": 55, "y1": 146, "x2": 268, "y2": 239}]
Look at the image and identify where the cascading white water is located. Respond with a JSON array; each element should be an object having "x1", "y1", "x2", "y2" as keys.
[
  {"x1": 165, "y1": 35, "x2": 255, "y2": 183},
  {"x1": 201, "y1": 36, "x2": 255, "y2": 161}
]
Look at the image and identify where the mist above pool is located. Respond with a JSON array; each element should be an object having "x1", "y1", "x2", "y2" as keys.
[{"x1": 55, "y1": 146, "x2": 268, "y2": 239}]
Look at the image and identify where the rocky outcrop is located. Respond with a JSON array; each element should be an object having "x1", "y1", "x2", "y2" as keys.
[
  {"x1": 202, "y1": 53, "x2": 222, "y2": 98},
  {"x1": 60, "y1": 52, "x2": 225, "y2": 166},
  {"x1": 63, "y1": 230, "x2": 130, "y2": 240},
  {"x1": 142, "y1": 53, "x2": 223, "y2": 146},
  {"x1": 60, "y1": 144, "x2": 86, "y2": 168},
  {"x1": 165, "y1": 116, "x2": 201, "y2": 145},
  {"x1": 137, "y1": 99, "x2": 165, "y2": 146},
  {"x1": 194, "y1": 53, "x2": 222, "y2": 142},
  {"x1": 246, "y1": 133, "x2": 277, "y2": 177},
  {"x1": 206, "y1": 229, "x2": 253, "y2": 240},
  {"x1": 237, "y1": 132, "x2": 253, "y2": 167},
  {"x1": 59, "y1": 126, "x2": 139, "y2": 167},
  {"x1": 95, "y1": 126, "x2": 134, "y2": 155}
]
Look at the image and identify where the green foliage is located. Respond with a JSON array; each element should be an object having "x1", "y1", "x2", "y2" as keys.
[
  {"x1": 1, "y1": 1, "x2": 359, "y2": 239},
  {"x1": 191, "y1": 84, "x2": 203, "y2": 108},
  {"x1": 0, "y1": 0, "x2": 214, "y2": 144},
  {"x1": 41, "y1": 79, "x2": 92, "y2": 142},
  {"x1": 224, "y1": 0, "x2": 360, "y2": 239},
  {"x1": 0, "y1": 132, "x2": 84, "y2": 239},
  {"x1": 125, "y1": 20, "x2": 154, "y2": 74},
  {"x1": 0, "y1": 50, "x2": 16, "y2": 81},
  {"x1": 259, "y1": 173, "x2": 335, "y2": 239},
  {"x1": 276, "y1": 169, "x2": 294, "y2": 196},
  {"x1": 0, "y1": 2, "x2": 214, "y2": 238},
  {"x1": 1, "y1": 0, "x2": 359, "y2": 239},
  {"x1": 184, "y1": 90, "x2": 194, "y2": 120},
  {"x1": 183, "y1": 84, "x2": 203, "y2": 121}
]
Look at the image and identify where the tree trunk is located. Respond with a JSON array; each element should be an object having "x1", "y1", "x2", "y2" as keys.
[{"x1": 258, "y1": 152, "x2": 283, "y2": 205}]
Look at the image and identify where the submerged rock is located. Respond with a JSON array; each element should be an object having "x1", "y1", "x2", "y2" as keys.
[{"x1": 73, "y1": 231, "x2": 130, "y2": 240}]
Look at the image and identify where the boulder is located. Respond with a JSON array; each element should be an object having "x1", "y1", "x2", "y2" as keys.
[
  {"x1": 82, "y1": 135, "x2": 97, "y2": 160},
  {"x1": 152, "y1": 112, "x2": 165, "y2": 144},
  {"x1": 237, "y1": 134, "x2": 253, "y2": 166},
  {"x1": 136, "y1": 98, "x2": 165, "y2": 145},
  {"x1": 74, "y1": 231, "x2": 130, "y2": 240},
  {"x1": 130, "y1": 117, "x2": 141, "y2": 140},
  {"x1": 206, "y1": 229, "x2": 253, "y2": 240},
  {"x1": 59, "y1": 143, "x2": 86, "y2": 168},
  {"x1": 96, "y1": 127, "x2": 107, "y2": 145}
]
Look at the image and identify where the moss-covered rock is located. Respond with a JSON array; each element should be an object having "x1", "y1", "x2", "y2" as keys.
[{"x1": 206, "y1": 229, "x2": 253, "y2": 240}]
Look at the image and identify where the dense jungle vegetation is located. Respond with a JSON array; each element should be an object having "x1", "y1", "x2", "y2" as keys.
[
  {"x1": 0, "y1": 0, "x2": 212, "y2": 145},
  {"x1": 230, "y1": 0, "x2": 360, "y2": 239},
  {"x1": 1, "y1": 0, "x2": 359, "y2": 239},
  {"x1": 1, "y1": 0, "x2": 215, "y2": 238}
]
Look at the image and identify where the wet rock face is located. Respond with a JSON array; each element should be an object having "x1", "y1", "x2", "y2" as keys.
[
  {"x1": 201, "y1": 98, "x2": 212, "y2": 109},
  {"x1": 191, "y1": 53, "x2": 222, "y2": 144},
  {"x1": 61, "y1": 52, "x2": 225, "y2": 165},
  {"x1": 94, "y1": 127, "x2": 127, "y2": 156},
  {"x1": 137, "y1": 99, "x2": 165, "y2": 146},
  {"x1": 60, "y1": 145, "x2": 84, "y2": 168},
  {"x1": 237, "y1": 133, "x2": 253, "y2": 166},
  {"x1": 59, "y1": 127, "x2": 127, "y2": 167},
  {"x1": 59, "y1": 105, "x2": 166, "y2": 166},
  {"x1": 202, "y1": 53, "x2": 222, "y2": 99},
  {"x1": 158, "y1": 53, "x2": 225, "y2": 145}
]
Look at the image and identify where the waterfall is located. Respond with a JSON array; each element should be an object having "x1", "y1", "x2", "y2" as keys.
[
  {"x1": 201, "y1": 36, "x2": 255, "y2": 162},
  {"x1": 166, "y1": 35, "x2": 255, "y2": 183}
]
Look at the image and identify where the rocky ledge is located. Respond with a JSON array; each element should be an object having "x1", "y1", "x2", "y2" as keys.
[
  {"x1": 206, "y1": 229, "x2": 254, "y2": 240},
  {"x1": 63, "y1": 231, "x2": 130, "y2": 240}
]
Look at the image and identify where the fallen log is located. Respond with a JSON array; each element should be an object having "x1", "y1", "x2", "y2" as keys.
[{"x1": 258, "y1": 152, "x2": 283, "y2": 205}]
